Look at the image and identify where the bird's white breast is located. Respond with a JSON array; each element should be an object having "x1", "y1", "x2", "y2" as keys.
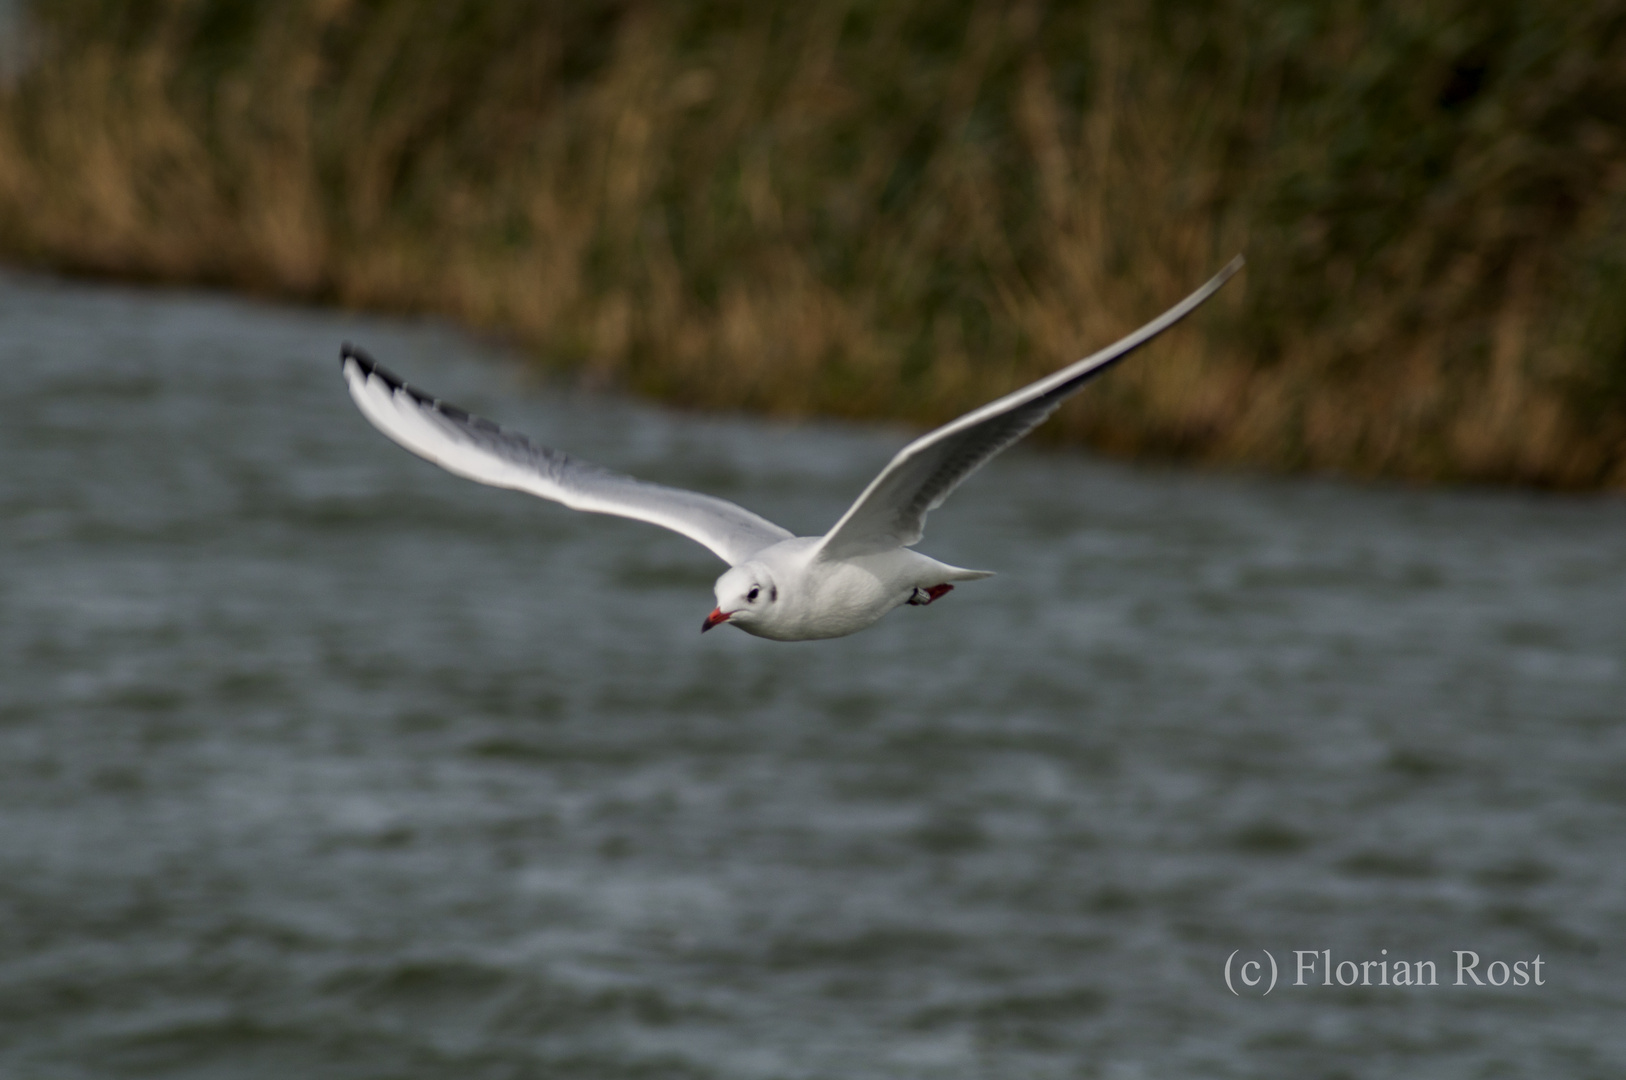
[{"x1": 737, "y1": 540, "x2": 948, "y2": 641}]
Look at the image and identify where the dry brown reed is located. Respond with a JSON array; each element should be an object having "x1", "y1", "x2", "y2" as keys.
[{"x1": 1, "y1": 0, "x2": 1623, "y2": 487}]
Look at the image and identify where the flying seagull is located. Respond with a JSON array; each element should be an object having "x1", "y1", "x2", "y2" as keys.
[{"x1": 342, "y1": 256, "x2": 1243, "y2": 640}]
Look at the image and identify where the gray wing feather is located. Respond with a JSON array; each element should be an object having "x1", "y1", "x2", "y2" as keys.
[
  {"x1": 342, "y1": 347, "x2": 793, "y2": 566},
  {"x1": 816, "y1": 256, "x2": 1243, "y2": 560}
]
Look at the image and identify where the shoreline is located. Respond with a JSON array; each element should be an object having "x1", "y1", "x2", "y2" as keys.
[{"x1": 3, "y1": 0, "x2": 1622, "y2": 490}]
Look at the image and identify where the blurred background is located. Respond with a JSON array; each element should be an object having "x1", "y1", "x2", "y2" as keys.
[
  {"x1": 1, "y1": 0, "x2": 1625, "y2": 484},
  {"x1": 1, "y1": 3, "x2": 1624, "y2": 1078}
]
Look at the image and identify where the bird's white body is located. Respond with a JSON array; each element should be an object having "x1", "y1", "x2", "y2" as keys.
[
  {"x1": 340, "y1": 256, "x2": 1242, "y2": 640},
  {"x1": 713, "y1": 538, "x2": 992, "y2": 640}
]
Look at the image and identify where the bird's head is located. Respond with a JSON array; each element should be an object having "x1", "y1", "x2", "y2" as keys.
[{"x1": 703, "y1": 563, "x2": 779, "y2": 634}]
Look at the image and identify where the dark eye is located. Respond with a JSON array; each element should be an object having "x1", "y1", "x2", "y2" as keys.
[{"x1": 747, "y1": 586, "x2": 760, "y2": 602}]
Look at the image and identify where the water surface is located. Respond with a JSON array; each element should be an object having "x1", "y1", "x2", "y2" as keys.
[{"x1": 1, "y1": 271, "x2": 1623, "y2": 1078}]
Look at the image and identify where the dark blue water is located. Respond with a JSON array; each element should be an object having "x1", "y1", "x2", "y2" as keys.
[{"x1": 2, "y1": 270, "x2": 1623, "y2": 1078}]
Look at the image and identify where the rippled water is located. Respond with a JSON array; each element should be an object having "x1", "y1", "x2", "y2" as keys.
[{"x1": 2, "y1": 270, "x2": 1623, "y2": 1078}]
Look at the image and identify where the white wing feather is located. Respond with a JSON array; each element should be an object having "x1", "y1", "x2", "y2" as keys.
[
  {"x1": 342, "y1": 347, "x2": 793, "y2": 566},
  {"x1": 816, "y1": 256, "x2": 1244, "y2": 560}
]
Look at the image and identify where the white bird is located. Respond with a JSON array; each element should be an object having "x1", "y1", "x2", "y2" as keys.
[{"x1": 342, "y1": 256, "x2": 1243, "y2": 640}]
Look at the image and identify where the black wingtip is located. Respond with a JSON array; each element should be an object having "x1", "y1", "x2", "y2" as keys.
[
  {"x1": 339, "y1": 343, "x2": 414, "y2": 398},
  {"x1": 340, "y1": 341, "x2": 378, "y2": 372},
  {"x1": 337, "y1": 344, "x2": 488, "y2": 422}
]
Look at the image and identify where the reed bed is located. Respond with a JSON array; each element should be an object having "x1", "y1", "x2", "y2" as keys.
[{"x1": 2, "y1": 0, "x2": 1623, "y2": 486}]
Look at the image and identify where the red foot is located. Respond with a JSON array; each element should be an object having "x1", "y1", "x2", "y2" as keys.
[{"x1": 908, "y1": 583, "x2": 954, "y2": 606}]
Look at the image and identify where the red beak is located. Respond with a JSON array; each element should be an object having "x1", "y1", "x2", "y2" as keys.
[{"x1": 701, "y1": 607, "x2": 732, "y2": 633}]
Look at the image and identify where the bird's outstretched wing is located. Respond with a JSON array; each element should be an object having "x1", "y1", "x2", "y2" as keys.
[
  {"x1": 815, "y1": 256, "x2": 1244, "y2": 561},
  {"x1": 342, "y1": 347, "x2": 794, "y2": 566}
]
